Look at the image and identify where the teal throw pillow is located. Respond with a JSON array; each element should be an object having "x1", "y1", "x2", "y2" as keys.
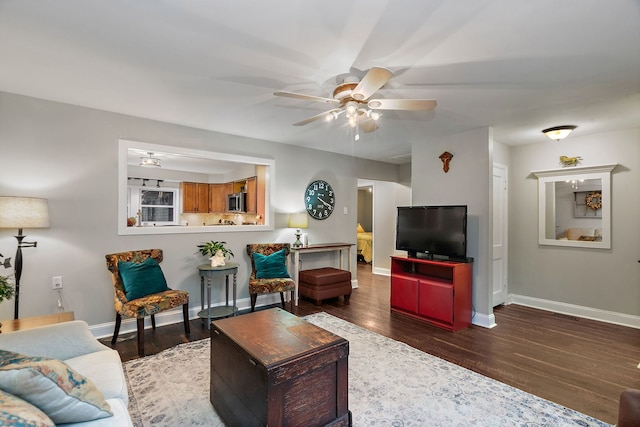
[
  {"x1": 253, "y1": 249, "x2": 290, "y2": 279},
  {"x1": 118, "y1": 257, "x2": 169, "y2": 300}
]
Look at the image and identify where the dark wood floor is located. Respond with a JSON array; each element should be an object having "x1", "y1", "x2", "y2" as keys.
[{"x1": 101, "y1": 262, "x2": 640, "y2": 424}]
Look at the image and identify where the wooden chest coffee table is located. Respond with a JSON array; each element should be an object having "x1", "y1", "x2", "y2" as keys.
[{"x1": 210, "y1": 308, "x2": 350, "y2": 426}]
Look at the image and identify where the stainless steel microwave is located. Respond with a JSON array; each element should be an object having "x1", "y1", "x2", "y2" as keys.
[{"x1": 227, "y1": 192, "x2": 246, "y2": 212}]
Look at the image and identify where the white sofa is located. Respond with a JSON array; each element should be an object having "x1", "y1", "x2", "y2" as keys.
[{"x1": 0, "y1": 320, "x2": 133, "y2": 427}]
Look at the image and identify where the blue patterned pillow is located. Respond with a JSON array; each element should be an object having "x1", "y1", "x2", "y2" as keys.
[
  {"x1": 118, "y1": 257, "x2": 169, "y2": 300},
  {"x1": 0, "y1": 350, "x2": 112, "y2": 424},
  {"x1": 0, "y1": 389, "x2": 54, "y2": 427},
  {"x1": 253, "y1": 249, "x2": 290, "y2": 279}
]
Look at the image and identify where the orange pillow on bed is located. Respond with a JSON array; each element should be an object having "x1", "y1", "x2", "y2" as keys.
[{"x1": 356, "y1": 223, "x2": 365, "y2": 233}]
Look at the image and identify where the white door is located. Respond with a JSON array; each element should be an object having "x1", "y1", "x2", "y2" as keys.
[{"x1": 492, "y1": 163, "x2": 508, "y2": 306}]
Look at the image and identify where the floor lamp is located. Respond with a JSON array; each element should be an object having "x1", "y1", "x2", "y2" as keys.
[{"x1": 0, "y1": 196, "x2": 50, "y2": 319}]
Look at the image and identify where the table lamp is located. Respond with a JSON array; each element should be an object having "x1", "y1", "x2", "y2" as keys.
[
  {"x1": 288, "y1": 213, "x2": 308, "y2": 248},
  {"x1": 0, "y1": 196, "x2": 50, "y2": 319}
]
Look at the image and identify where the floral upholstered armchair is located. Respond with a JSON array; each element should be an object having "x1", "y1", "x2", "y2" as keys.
[
  {"x1": 105, "y1": 249, "x2": 190, "y2": 357},
  {"x1": 246, "y1": 243, "x2": 295, "y2": 312}
]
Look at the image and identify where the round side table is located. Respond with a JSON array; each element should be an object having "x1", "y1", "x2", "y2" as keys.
[{"x1": 198, "y1": 262, "x2": 239, "y2": 328}]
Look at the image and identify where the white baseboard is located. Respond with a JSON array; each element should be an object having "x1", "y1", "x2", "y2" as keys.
[
  {"x1": 373, "y1": 267, "x2": 390, "y2": 276},
  {"x1": 88, "y1": 294, "x2": 281, "y2": 339},
  {"x1": 473, "y1": 312, "x2": 497, "y2": 329},
  {"x1": 508, "y1": 294, "x2": 640, "y2": 329}
]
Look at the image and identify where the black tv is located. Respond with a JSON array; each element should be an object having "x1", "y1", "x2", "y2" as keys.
[{"x1": 396, "y1": 205, "x2": 468, "y2": 261}]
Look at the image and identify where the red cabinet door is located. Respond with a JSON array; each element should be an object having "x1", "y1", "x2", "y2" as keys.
[
  {"x1": 391, "y1": 276, "x2": 419, "y2": 314},
  {"x1": 418, "y1": 280, "x2": 454, "y2": 324}
]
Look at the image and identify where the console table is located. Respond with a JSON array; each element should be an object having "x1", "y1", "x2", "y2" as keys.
[
  {"x1": 0, "y1": 311, "x2": 75, "y2": 333},
  {"x1": 289, "y1": 242, "x2": 353, "y2": 306},
  {"x1": 198, "y1": 263, "x2": 239, "y2": 328}
]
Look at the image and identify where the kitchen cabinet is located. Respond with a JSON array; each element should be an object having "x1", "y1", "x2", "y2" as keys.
[
  {"x1": 181, "y1": 182, "x2": 210, "y2": 213},
  {"x1": 244, "y1": 176, "x2": 257, "y2": 214},
  {"x1": 209, "y1": 183, "x2": 233, "y2": 213}
]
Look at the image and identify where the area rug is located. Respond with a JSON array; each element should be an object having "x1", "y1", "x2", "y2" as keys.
[{"x1": 123, "y1": 312, "x2": 610, "y2": 427}]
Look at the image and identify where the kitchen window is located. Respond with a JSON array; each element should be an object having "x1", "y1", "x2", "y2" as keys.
[{"x1": 128, "y1": 186, "x2": 179, "y2": 226}]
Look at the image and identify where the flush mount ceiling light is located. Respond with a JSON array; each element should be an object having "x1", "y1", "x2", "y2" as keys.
[
  {"x1": 140, "y1": 152, "x2": 161, "y2": 167},
  {"x1": 542, "y1": 125, "x2": 577, "y2": 142}
]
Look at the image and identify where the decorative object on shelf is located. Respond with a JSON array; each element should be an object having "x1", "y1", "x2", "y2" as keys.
[
  {"x1": 559, "y1": 155, "x2": 582, "y2": 167},
  {"x1": 0, "y1": 197, "x2": 50, "y2": 320},
  {"x1": 305, "y1": 180, "x2": 335, "y2": 220},
  {"x1": 197, "y1": 241, "x2": 234, "y2": 267},
  {"x1": 542, "y1": 125, "x2": 577, "y2": 142},
  {"x1": 288, "y1": 213, "x2": 308, "y2": 248},
  {"x1": 439, "y1": 151, "x2": 453, "y2": 173},
  {"x1": 585, "y1": 192, "x2": 602, "y2": 210}
]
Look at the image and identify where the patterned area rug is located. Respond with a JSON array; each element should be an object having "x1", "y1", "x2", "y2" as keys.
[{"x1": 123, "y1": 312, "x2": 610, "y2": 427}]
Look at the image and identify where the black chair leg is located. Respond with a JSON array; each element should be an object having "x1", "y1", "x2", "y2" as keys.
[
  {"x1": 279, "y1": 292, "x2": 286, "y2": 309},
  {"x1": 111, "y1": 313, "x2": 122, "y2": 345},
  {"x1": 182, "y1": 303, "x2": 190, "y2": 335},
  {"x1": 250, "y1": 294, "x2": 257, "y2": 312},
  {"x1": 151, "y1": 314, "x2": 156, "y2": 329},
  {"x1": 136, "y1": 318, "x2": 145, "y2": 357},
  {"x1": 290, "y1": 290, "x2": 295, "y2": 312}
]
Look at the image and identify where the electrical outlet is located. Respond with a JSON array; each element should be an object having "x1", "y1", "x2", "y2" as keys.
[{"x1": 52, "y1": 276, "x2": 63, "y2": 290}]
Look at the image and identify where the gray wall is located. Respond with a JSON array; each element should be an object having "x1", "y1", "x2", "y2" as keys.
[
  {"x1": 411, "y1": 128, "x2": 493, "y2": 325},
  {"x1": 508, "y1": 127, "x2": 640, "y2": 318},
  {"x1": 0, "y1": 92, "x2": 401, "y2": 325}
]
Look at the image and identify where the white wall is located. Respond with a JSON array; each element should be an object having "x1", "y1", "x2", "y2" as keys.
[
  {"x1": 0, "y1": 92, "x2": 401, "y2": 326},
  {"x1": 411, "y1": 128, "x2": 493, "y2": 326},
  {"x1": 371, "y1": 180, "x2": 410, "y2": 274},
  {"x1": 509, "y1": 127, "x2": 640, "y2": 319}
]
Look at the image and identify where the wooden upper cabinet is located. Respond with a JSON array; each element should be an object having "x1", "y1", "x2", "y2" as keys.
[
  {"x1": 181, "y1": 182, "x2": 197, "y2": 213},
  {"x1": 181, "y1": 182, "x2": 210, "y2": 213},
  {"x1": 209, "y1": 184, "x2": 227, "y2": 213},
  {"x1": 245, "y1": 176, "x2": 257, "y2": 214}
]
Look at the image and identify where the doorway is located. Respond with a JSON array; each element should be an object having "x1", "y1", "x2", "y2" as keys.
[
  {"x1": 492, "y1": 163, "x2": 508, "y2": 306},
  {"x1": 357, "y1": 185, "x2": 373, "y2": 266}
]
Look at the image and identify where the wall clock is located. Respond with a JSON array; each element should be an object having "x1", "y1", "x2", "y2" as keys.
[{"x1": 305, "y1": 180, "x2": 335, "y2": 220}]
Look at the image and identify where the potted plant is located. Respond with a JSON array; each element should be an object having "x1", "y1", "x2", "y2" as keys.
[
  {"x1": 197, "y1": 241, "x2": 234, "y2": 267},
  {"x1": 0, "y1": 275, "x2": 15, "y2": 330},
  {"x1": 0, "y1": 275, "x2": 14, "y2": 304}
]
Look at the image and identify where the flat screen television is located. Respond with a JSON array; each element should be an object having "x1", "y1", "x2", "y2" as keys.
[{"x1": 396, "y1": 205, "x2": 468, "y2": 261}]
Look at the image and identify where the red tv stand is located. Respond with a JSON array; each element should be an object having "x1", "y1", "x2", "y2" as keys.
[{"x1": 390, "y1": 256, "x2": 473, "y2": 331}]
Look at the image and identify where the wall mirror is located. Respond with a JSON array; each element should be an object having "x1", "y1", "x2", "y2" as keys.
[
  {"x1": 532, "y1": 164, "x2": 617, "y2": 249},
  {"x1": 118, "y1": 139, "x2": 274, "y2": 235}
]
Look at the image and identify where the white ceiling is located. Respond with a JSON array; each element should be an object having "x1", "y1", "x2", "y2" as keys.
[{"x1": 1, "y1": 0, "x2": 639, "y2": 164}]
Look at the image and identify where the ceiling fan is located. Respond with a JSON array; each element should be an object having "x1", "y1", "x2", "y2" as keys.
[{"x1": 274, "y1": 67, "x2": 436, "y2": 134}]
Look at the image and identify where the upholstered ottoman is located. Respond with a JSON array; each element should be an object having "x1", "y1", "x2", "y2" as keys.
[{"x1": 298, "y1": 267, "x2": 352, "y2": 305}]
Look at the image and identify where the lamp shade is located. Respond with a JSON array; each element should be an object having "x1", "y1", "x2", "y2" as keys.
[
  {"x1": 0, "y1": 197, "x2": 50, "y2": 229},
  {"x1": 288, "y1": 213, "x2": 308, "y2": 229}
]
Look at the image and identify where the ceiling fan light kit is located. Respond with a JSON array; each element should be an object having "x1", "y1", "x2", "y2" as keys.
[
  {"x1": 275, "y1": 66, "x2": 437, "y2": 135},
  {"x1": 542, "y1": 125, "x2": 577, "y2": 142}
]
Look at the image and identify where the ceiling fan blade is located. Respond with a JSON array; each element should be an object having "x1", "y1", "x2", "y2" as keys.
[
  {"x1": 293, "y1": 109, "x2": 341, "y2": 126},
  {"x1": 359, "y1": 118, "x2": 379, "y2": 133},
  {"x1": 351, "y1": 67, "x2": 394, "y2": 101},
  {"x1": 368, "y1": 98, "x2": 437, "y2": 111},
  {"x1": 274, "y1": 91, "x2": 339, "y2": 104}
]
